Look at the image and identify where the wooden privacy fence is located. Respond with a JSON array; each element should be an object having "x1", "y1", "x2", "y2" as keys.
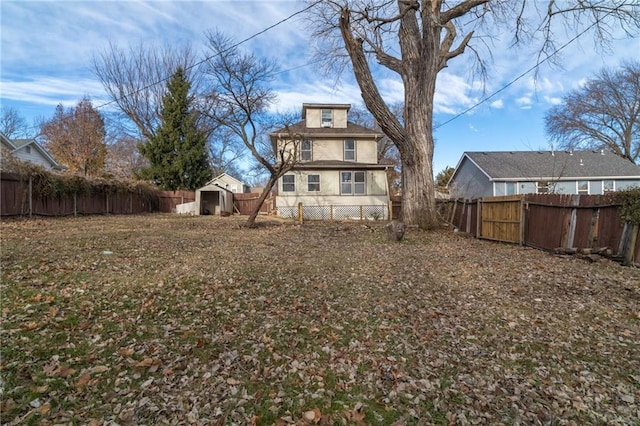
[
  {"x1": 443, "y1": 194, "x2": 639, "y2": 265},
  {"x1": 1, "y1": 172, "x2": 158, "y2": 217},
  {"x1": 157, "y1": 190, "x2": 195, "y2": 213},
  {"x1": 233, "y1": 192, "x2": 274, "y2": 215}
]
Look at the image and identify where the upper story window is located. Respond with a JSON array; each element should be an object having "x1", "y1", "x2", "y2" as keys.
[
  {"x1": 25, "y1": 146, "x2": 31, "y2": 154},
  {"x1": 603, "y1": 180, "x2": 615, "y2": 192},
  {"x1": 577, "y1": 180, "x2": 589, "y2": 195},
  {"x1": 300, "y1": 140, "x2": 312, "y2": 161},
  {"x1": 321, "y1": 109, "x2": 332, "y2": 127},
  {"x1": 282, "y1": 174, "x2": 295, "y2": 192},
  {"x1": 344, "y1": 139, "x2": 356, "y2": 161},
  {"x1": 340, "y1": 171, "x2": 365, "y2": 195}
]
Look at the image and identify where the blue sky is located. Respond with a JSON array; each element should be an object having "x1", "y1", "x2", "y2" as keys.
[{"x1": 1, "y1": 0, "x2": 638, "y2": 175}]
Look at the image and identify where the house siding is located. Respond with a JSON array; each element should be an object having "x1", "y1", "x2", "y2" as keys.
[
  {"x1": 279, "y1": 170, "x2": 388, "y2": 197},
  {"x1": 305, "y1": 139, "x2": 377, "y2": 163},
  {"x1": 13, "y1": 147, "x2": 55, "y2": 170},
  {"x1": 450, "y1": 158, "x2": 492, "y2": 199}
]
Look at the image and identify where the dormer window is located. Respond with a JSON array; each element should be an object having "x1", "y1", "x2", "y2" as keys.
[
  {"x1": 300, "y1": 139, "x2": 312, "y2": 161},
  {"x1": 321, "y1": 109, "x2": 332, "y2": 127}
]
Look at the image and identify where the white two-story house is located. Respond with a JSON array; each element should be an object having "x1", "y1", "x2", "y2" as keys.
[{"x1": 272, "y1": 103, "x2": 390, "y2": 220}]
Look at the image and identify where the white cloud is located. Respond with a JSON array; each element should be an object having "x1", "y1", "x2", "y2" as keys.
[
  {"x1": 516, "y1": 96, "x2": 532, "y2": 109},
  {"x1": 490, "y1": 99, "x2": 504, "y2": 109},
  {"x1": 543, "y1": 96, "x2": 562, "y2": 105},
  {"x1": 434, "y1": 72, "x2": 477, "y2": 114}
]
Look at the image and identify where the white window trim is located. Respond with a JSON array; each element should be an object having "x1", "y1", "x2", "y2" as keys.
[
  {"x1": 300, "y1": 139, "x2": 312, "y2": 161},
  {"x1": 307, "y1": 174, "x2": 320, "y2": 192},
  {"x1": 282, "y1": 174, "x2": 295, "y2": 192},
  {"x1": 344, "y1": 139, "x2": 356, "y2": 161},
  {"x1": 321, "y1": 109, "x2": 332, "y2": 127},
  {"x1": 577, "y1": 180, "x2": 589, "y2": 195},
  {"x1": 505, "y1": 181, "x2": 518, "y2": 196},
  {"x1": 536, "y1": 181, "x2": 550, "y2": 194},
  {"x1": 340, "y1": 171, "x2": 366, "y2": 195},
  {"x1": 603, "y1": 179, "x2": 615, "y2": 192}
]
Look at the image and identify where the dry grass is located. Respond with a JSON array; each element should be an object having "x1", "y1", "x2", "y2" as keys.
[{"x1": 1, "y1": 214, "x2": 638, "y2": 425}]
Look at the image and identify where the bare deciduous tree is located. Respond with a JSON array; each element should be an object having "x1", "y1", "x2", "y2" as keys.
[
  {"x1": 307, "y1": 0, "x2": 640, "y2": 228},
  {"x1": 545, "y1": 60, "x2": 640, "y2": 163},
  {"x1": 92, "y1": 42, "x2": 246, "y2": 179},
  {"x1": 92, "y1": 42, "x2": 200, "y2": 141},
  {"x1": 0, "y1": 107, "x2": 29, "y2": 139},
  {"x1": 41, "y1": 97, "x2": 107, "y2": 176},
  {"x1": 201, "y1": 31, "x2": 301, "y2": 227}
]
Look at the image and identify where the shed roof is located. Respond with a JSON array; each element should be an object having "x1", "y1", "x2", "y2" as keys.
[{"x1": 458, "y1": 151, "x2": 640, "y2": 180}]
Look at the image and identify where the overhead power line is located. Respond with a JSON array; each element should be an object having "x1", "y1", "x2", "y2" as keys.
[{"x1": 434, "y1": 8, "x2": 620, "y2": 130}]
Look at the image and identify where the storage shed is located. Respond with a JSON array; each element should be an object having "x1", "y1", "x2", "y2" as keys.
[{"x1": 195, "y1": 174, "x2": 248, "y2": 216}]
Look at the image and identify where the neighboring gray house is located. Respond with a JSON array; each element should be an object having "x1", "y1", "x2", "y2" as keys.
[
  {"x1": 0, "y1": 132, "x2": 64, "y2": 171},
  {"x1": 449, "y1": 150, "x2": 640, "y2": 200}
]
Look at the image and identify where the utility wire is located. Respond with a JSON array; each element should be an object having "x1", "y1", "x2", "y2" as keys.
[
  {"x1": 94, "y1": 1, "x2": 320, "y2": 111},
  {"x1": 434, "y1": 9, "x2": 617, "y2": 130}
]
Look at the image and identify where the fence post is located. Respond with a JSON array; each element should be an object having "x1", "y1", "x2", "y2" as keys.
[
  {"x1": 330, "y1": 205, "x2": 334, "y2": 221},
  {"x1": 28, "y1": 176, "x2": 33, "y2": 218},
  {"x1": 360, "y1": 205, "x2": 363, "y2": 220},
  {"x1": 587, "y1": 208, "x2": 600, "y2": 248},
  {"x1": 476, "y1": 198, "x2": 482, "y2": 237},
  {"x1": 519, "y1": 197, "x2": 526, "y2": 245},
  {"x1": 298, "y1": 202, "x2": 303, "y2": 224},
  {"x1": 74, "y1": 192, "x2": 77, "y2": 217},
  {"x1": 129, "y1": 192, "x2": 133, "y2": 214},
  {"x1": 566, "y1": 195, "x2": 579, "y2": 248}
]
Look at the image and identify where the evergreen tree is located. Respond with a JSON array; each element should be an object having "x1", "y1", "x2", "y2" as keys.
[{"x1": 139, "y1": 67, "x2": 212, "y2": 190}]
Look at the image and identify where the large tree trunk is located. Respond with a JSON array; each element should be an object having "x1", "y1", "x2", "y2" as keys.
[{"x1": 339, "y1": 5, "x2": 440, "y2": 229}]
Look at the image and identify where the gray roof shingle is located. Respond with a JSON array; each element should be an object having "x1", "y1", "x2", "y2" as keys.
[
  {"x1": 464, "y1": 151, "x2": 640, "y2": 179},
  {"x1": 270, "y1": 120, "x2": 383, "y2": 139}
]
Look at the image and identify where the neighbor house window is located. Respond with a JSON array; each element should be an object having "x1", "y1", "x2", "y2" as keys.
[
  {"x1": 26, "y1": 146, "x2": 31, "y2": 154},
  {"x1": 321, "y1": 109, "x2": 332, "y2": 127},
  {"x1": 536, "y1": 181, "x2": 550, "y2": 194},
  {"x1": 300, "y1": 139, "x2": 312, "y2": 161},
  {"x1": 344, "y1": 140, "x2": 356, "y2": 161},
  {"x1": 307, "y1": 174, "x2": 320, "y2": 192},
  {"x1": 340, "y1": 171, "x2": 365, "y2": 195},
  {"x1": 282, "y1": 174, "x2": 295, "y2": 192},
  {"x1": 577, "y1": 180, "x2": 589, "y2": 195},
  {"x1": 603, "y1": 180, "x2": 615, "y2": 192},
  {"x1": 505, "y1": 182, "x2": 517, "y2": 195}
]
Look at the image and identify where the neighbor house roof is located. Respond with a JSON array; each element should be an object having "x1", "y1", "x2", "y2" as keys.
[{"x1": 453, "y1": 151, "x2": 640, "y2": 182}]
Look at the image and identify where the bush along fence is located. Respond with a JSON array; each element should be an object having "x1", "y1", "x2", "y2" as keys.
[
  {"x1": 439, "y1": 192, "x2": 640, "y2": 266},
  {"x1": 1, "y1": 171, "x2": 159, "y2": 217}
]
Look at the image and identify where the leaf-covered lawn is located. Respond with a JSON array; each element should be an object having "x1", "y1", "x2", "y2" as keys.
[{"x1": 1, "y1": 215, "x2": 638, "y2": 425}]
